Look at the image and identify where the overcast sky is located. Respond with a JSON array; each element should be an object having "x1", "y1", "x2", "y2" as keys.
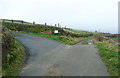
[{"x1": 0, "y1": 0, "x2": 119, "y2": 34}]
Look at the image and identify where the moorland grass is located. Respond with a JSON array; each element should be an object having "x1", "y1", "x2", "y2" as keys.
[
  {"x1": 2, "y1": 19, "x2": 33, "y2": 25},
  {"x1": 12, "y1": 33, "x2": 23, "y2": 36},
  {"x1": 94, "y1": 40, "x2": 119, "y2": 76},
  {"x1": 63, "y1": 29, "x2": 94, "y2": 34},
  {"x1": 2, "y1": 40, "x2": 25, "y2": 76},
  {"x1": 82, "y1": 42, "x2": 89, "y2": 45}
]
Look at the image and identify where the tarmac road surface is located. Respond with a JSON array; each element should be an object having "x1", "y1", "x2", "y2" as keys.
[{"x1": 13, "y1": 32, "x2": 109, "y2": 76}]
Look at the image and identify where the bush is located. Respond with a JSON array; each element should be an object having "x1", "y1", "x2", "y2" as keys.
[{"x1": 95, "y1": 33, "x2": 104, "y2": 42}]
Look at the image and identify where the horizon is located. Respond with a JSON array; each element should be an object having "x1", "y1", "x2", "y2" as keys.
[{"x1": 0, "y1": 0, "x2": 119, "y2": 34}]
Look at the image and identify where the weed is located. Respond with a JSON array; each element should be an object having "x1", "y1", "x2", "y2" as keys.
[
  {"x1": 94, "y1": 40, "x2": 119, "y2": 76},
  {"x1": 2, "y1": 40, "x2": 25, "y2": 76},
  {"x1": 82, "y1": 42, "x2": 89, "y2": 45}
]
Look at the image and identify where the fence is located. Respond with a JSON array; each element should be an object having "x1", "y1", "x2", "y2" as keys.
[
  {"x1": 2, "y1": 19, "x2": 67, "y2": 29},
  {"x1": 2, "y1": 19, "x2": 93, "y2": 37}
]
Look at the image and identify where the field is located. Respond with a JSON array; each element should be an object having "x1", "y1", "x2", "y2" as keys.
[
  {"x1": 63, "y1": 28, "x2": 94, "y2": 34},
  {"x1": 1, "y1": 19, "x2": 119, "y2": 76},
  {"x1": 1, "y1": 19, "x2": 33, "y2": 25}
]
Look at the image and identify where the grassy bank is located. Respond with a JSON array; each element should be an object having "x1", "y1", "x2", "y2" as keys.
[
  {"x1": 2, "y1": 22, "x2": 59, "y2": 34},
  {"x1": 14, "y1": 31, "x2": 94, "y2": 45},
  {"x1": 2, "y1": 40, "x2": 25, "y2": 76},
  {"x1": 94, "y1": 40, "x2": 119, "y2": 76},
  {"x1": 1, "y1": 19, "x2": 33, "y2": 25},
  {"x1": 63, "y1": 28, "x2": 94, "y2": 34},
  {"x1": 82, "y1": 42, "x2": 89, "y2": 45},
  {"x1": 12, "y1": 33, "x2": 23, "y2": 36}
]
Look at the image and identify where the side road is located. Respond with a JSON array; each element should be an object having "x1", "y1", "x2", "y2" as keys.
[{"x1": 13, "y1": 32, "x2": 109, "y2": 76}]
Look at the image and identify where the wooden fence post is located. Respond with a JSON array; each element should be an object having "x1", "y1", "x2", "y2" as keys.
[
  {"x1": 65, "y1": 26, "x2": 66, "y2": 29},
  {"x1": 55, "y1": 24, "x2": 56, "y2": 27},
  {"x1": 11, "y1": 19, "x2": 14, "y2": 23},
  {"x1": 21, "y1": 20, "x2": 24, "y2": 24},
  {"x1": 3, "y1": 19, "x2": 5, "y2": 22},
  {"x1": 33, "y1": 21, "x2": 35, "y2": 25},
  {"x1": 58, "y1": 23, "x2": 59, "y2": 27},
  {"x1": 45, "y1": 23, "x2": 47, "y2": 26}
]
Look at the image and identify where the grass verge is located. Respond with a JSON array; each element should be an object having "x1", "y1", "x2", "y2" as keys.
[
  {"x1": 82, "y1": 42, "x2": 89, "y2": 45},
  {"x1": 12, "y1": 33, "x2": 23, "y2": 36},
  {"x1": 94, "y1": 40, "x2": 119, "y2": 76},
  {"x1": 2, "y1": 40, "x2": 25, "y2": 76},
  {"x1": 14, "y1": 31, "x2": 94, "y2": 45},
  {"x1": 0, "y1": 67, "x2": 1, "y2": 77},
  {"x1": 63, "y1": 28, "x2": 95, "y2": 34}
]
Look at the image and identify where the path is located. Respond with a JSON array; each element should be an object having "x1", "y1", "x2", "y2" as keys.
[{"x1": 13, "y1": 32, "x2": 109, "y2": 76}]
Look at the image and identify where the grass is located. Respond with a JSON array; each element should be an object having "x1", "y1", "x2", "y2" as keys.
[
  {"x1": 82, "y1": 42, "x2": 89, "y2": 45},
  {"x1": 14, "y1": 31, "x2": 94, "y2": 45},
  {"x1": 1, "y1": 19, "x2": 33, "y2": 25},
  {"x1": 12, "y1": 33, "x2": 23, "y2": 36},
  {"x1": 0, "y1": 24, "x2": 1, "y2": 76},
  {"x1": 0, "y1": 34, "x2": 2, "y2": 37},
  {"x1": 63, "y1": 29, "x2": 94, "y2": 34},
  {"x1": 2, "y1": 40, "x2": 25, "y2": 76},
  {"x1": 0, "y1": 67, "x2": 1, "y2": 77},
  {"x1": 94, "y1": 40, "x2": 119, "y2": 76},
  {"x1": 2, "y1": 19, "x2": 95, "y2": 45}
]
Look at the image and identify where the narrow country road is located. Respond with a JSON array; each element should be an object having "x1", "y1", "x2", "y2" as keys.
[{"x1": 13, "y1": 32, "x2": 109, "y2": 76}]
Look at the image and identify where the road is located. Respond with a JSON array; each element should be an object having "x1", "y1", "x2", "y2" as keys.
[{"x1": 13, "y1": 32, "x2": 109, "y2": 76}]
